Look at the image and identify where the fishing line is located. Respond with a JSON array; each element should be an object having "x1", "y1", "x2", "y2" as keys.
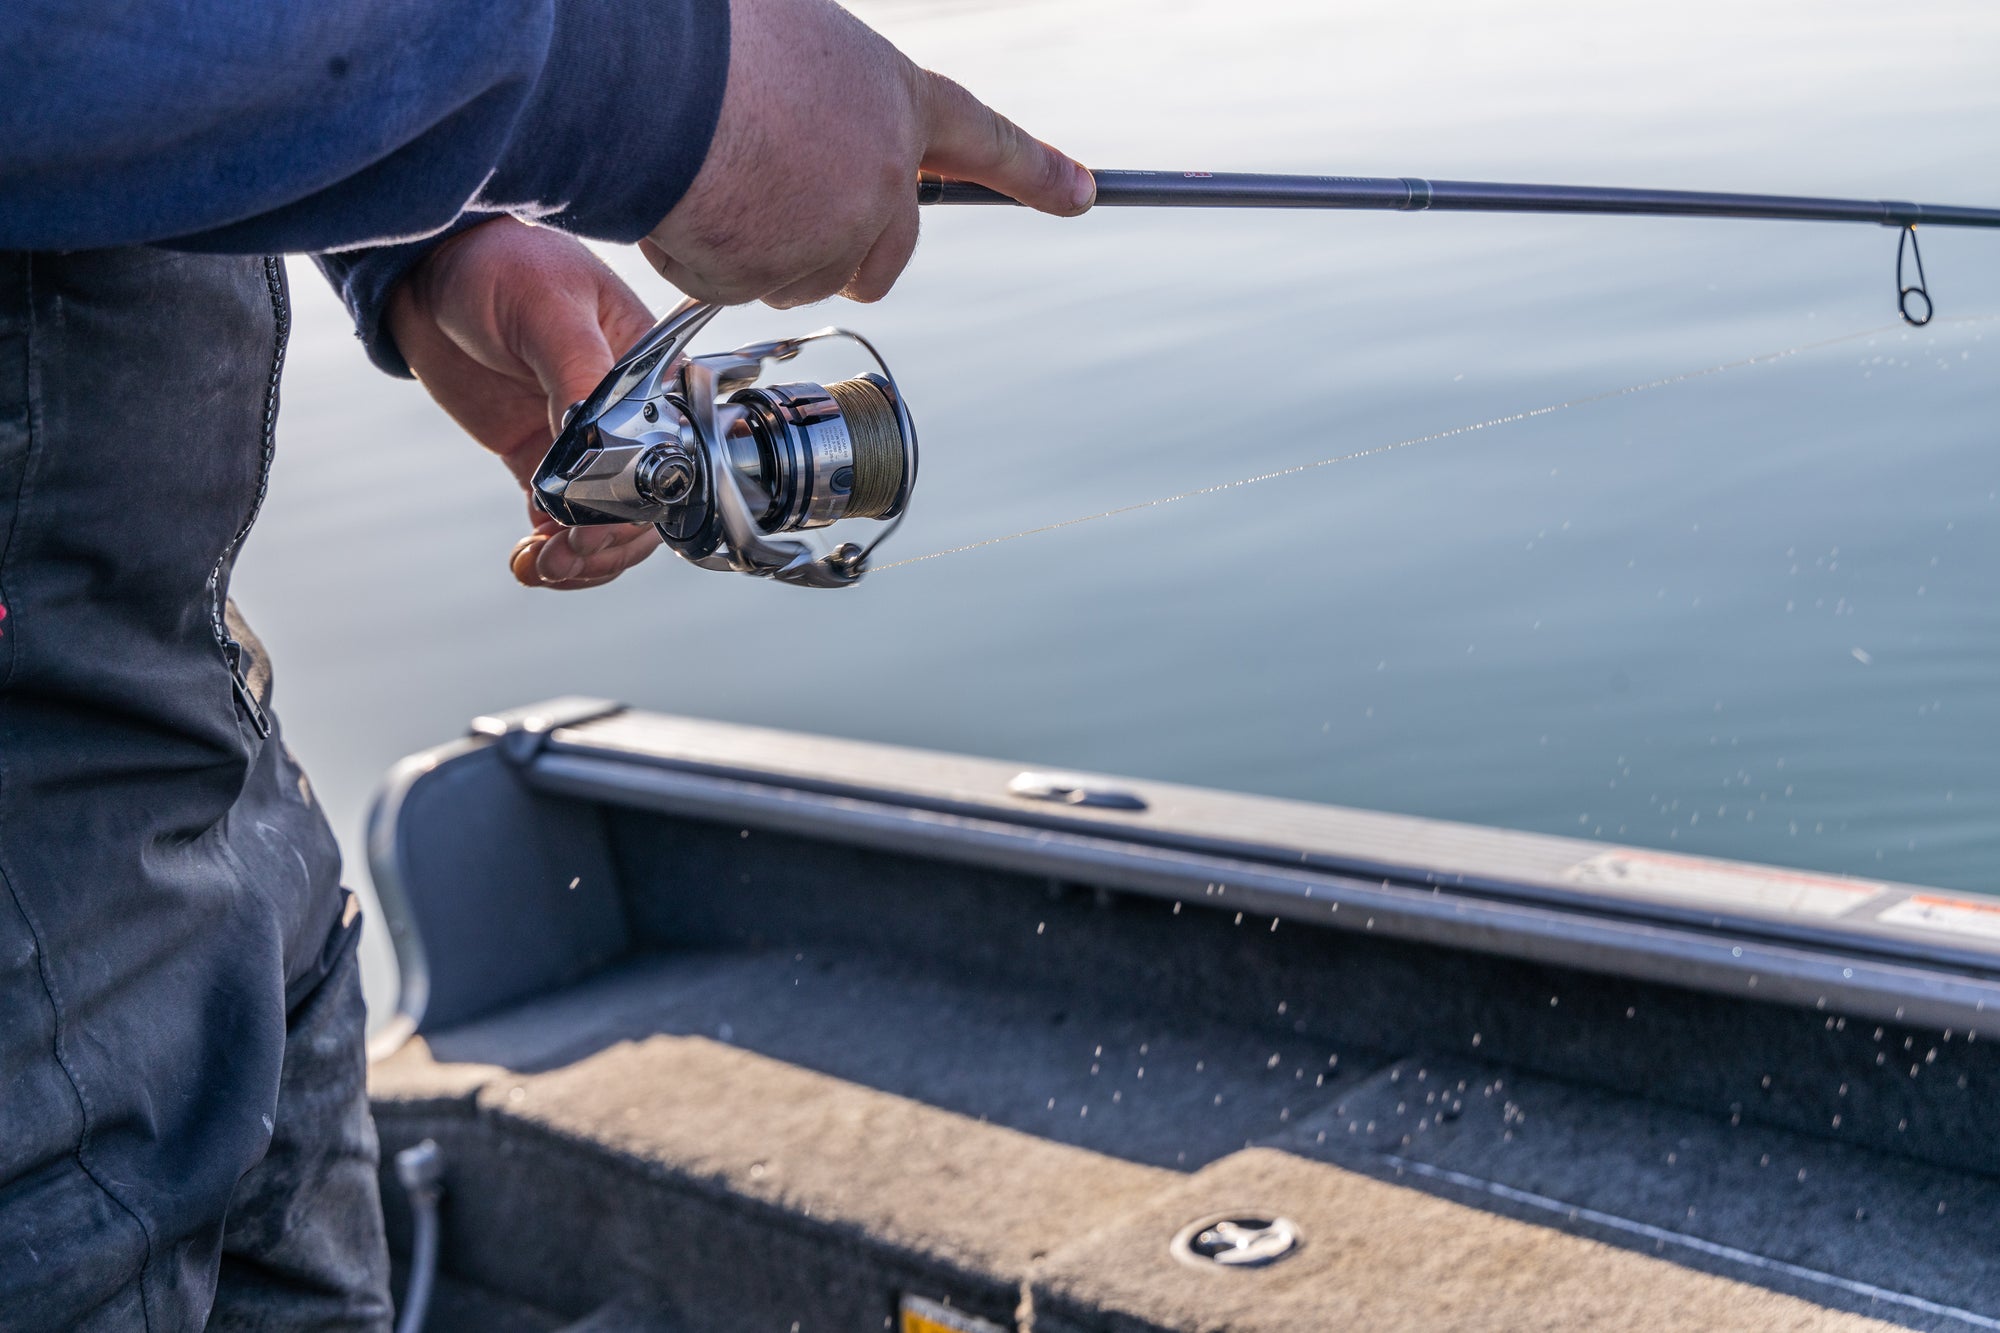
[{"x1": 873, "y1": 313, "x2": 1995, "y2": 574}]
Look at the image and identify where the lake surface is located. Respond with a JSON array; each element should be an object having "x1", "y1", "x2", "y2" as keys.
[{"x1": 241, "y1": 0, "x2": 2000, "y2": 1010}]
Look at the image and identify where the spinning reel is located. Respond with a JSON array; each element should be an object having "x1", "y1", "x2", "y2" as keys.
[{"x1": 532, "y1": 297, "x2": 916, "y2": 588}]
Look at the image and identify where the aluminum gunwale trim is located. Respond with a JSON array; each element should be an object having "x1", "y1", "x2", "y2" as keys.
[
  {"x1": 523, "y1": 748, "x2": 2000, "y2": 1031},
  {"x1": 526, "y1": 719, "x2": 1997, "y2": 983}
]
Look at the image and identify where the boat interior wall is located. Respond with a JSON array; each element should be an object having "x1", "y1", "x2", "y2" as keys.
[
  {"x1": 366, "y1": 703, "x2": 2000, "y2": 1332},
  {"x1": 612, "y1": 816, "x2": 2000, "y2": 1182},
  {"x1": 384, "y1": 733, "x2": 628, "y2": 1029}
]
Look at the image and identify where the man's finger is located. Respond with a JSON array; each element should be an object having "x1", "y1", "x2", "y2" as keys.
[
  {"x1": 919, "y1": 72, "x2": 1094, "y2": 217},
  {"x1": 763, "y1": 253, "x2": 869, "y2": 310},
  {"x1": 639, "y1": 238, "x2": 782, "y2": 307},
  {"x1": 516, "y1": 304, "x2": 618, "y2": 438},
  {"x1": 519, "y1": 275, "x2": 658, "y2": 437},
  {"x1": 842, "y1": 202, "x2": 920, "y2": 304},
  {"x1": 512, "y1": 524, "x2": 662, "y2": 588},
  {"x1": 598, "y1": 286, "x2": 661, "y2": 361}
]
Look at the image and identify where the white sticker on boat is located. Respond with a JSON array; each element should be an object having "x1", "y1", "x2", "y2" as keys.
[
  {"x1": 1565, "y1": 849, "x2": 1882, "y2": 918},
  {"x1": 1877, "y1": 894, "x2": 2000, "y2": 942}
]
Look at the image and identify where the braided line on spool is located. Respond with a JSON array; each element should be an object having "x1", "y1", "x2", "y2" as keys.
[{"x1": 829, "y1": 375, "x2": 904, "y2": 520}]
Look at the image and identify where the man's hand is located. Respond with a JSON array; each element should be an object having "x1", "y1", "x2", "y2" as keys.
[
  {"x1": 642, "y1": 0, "x2": 1094, "y2": 307},
  {"x1": 386, "y1": 217, "x2": 663, "y2": 590},
  {"x1": 389, "y1": 1, "x2": 1091, "y2": 589}
]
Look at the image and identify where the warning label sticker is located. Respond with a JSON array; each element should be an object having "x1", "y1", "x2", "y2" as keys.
[
  {"x1": 901, "y1": 1295, "x2": 1009, "y2": 1333},
  {"x1": 1564, "y1": 849, "x2": 1883, "y2": 918},
  {"x1": 1877, "y1": 894, "x2": 2000, "y2": 944}
]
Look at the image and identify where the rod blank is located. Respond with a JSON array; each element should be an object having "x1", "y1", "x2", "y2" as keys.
[{"x1": 918, "y1": 170, "x2": 2000, "y2": 229}]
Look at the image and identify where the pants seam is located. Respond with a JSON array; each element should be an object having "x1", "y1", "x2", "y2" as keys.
[{"x1": 208, "y1": 256, "x2": 288, "y2": 739}]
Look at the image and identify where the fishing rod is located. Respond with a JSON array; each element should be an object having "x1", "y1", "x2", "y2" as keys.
[
  {"x1": 922, "y1": 169, "x2": 2000, "y2": 330},
  {"x1": 532, "y1": 170, "x2": 2000, "y2": 589},
  {"x1": 920, "y1": 169, "x2": 2000, "y2": 229}
]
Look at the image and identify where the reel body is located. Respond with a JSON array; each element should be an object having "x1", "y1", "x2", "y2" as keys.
[{"x1": 532, "y1": 299, "x2": 916, "y2": 588}]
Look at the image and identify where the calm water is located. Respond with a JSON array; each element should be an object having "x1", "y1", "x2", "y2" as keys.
[{"x1": 241, "y1": 0, "x2": 2000, "y2": 1008}]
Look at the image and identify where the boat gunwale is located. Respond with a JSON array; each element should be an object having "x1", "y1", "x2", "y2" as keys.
[{"x1": 366, "y1": 699, "x2": 2000, "y2": 1045}]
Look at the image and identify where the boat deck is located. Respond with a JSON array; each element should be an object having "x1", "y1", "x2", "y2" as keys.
[{"x1": 367, "y1": 702, "x2": 2000, "y2": 1331}]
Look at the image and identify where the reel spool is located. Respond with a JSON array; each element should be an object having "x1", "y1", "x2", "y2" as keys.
[{"x1": 532, "y1": 298, "x2": 916, "y2": 588}]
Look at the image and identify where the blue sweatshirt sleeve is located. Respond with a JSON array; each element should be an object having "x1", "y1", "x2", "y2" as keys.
[
  {"x1": 2, "y1": 0, "x2": 729, "y2": 370},
  {"x1": 313, "y1": 216, "x2": 501, "y2": 378}
]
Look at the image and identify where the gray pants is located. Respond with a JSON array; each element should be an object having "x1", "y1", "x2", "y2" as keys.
[{"x1": 0, "y1": 249, "x2": 393, "y2": 1330}]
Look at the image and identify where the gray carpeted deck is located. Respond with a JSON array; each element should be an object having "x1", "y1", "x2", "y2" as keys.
[{"x1": 371, "y1": 943, "x2": 1995, "y2": 1332}]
